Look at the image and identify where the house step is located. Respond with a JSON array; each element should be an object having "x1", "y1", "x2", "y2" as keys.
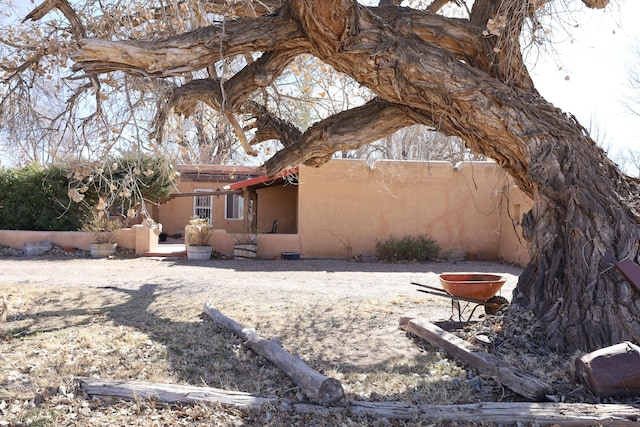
[{"x1": 145, "y1": 244, "x2": 186, "y2": 257}]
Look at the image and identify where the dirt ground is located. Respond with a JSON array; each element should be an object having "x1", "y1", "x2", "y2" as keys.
[
  {"x1": 1, "y1": 256, "x2": 521, "y2": 364},
  {"x1": 0, "y1": 256, "x2": 521, "y2": 306},
  {"x1": 0, "y1": 255, "x2": 526, "y2": 426}
]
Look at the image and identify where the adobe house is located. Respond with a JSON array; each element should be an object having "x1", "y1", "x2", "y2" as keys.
[
  {"x1": 155, "y1": 164, "x2": 263, "y2": 237},
  {"x1": 154, "y1": 159, "x2": 532, "y2": 265}
]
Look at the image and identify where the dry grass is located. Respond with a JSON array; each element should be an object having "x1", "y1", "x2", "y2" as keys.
[{"x1": 0, "y1": 269, "x2": 588, "y2": 426}]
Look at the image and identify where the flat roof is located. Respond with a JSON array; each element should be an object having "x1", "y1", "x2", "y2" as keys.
[{"x1": 176, "y1": 164, "x2": 262, "y2": 183}]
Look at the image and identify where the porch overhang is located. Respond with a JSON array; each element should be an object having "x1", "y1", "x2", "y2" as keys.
[{"x1": 224, "y1": 166, "x2": 299, "y2": 191}]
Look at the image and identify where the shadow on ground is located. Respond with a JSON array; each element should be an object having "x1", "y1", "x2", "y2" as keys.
[{"x1": 1, "y1": 280, "x2": 494, "y2": 406}]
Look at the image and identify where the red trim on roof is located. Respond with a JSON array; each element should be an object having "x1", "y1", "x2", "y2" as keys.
[{"x1": 228, "y1": 166, "x2": 299, "y2": 190}]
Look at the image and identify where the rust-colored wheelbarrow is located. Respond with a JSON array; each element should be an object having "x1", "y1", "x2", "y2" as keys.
[{"x1": 412, "y1": 273, "x2": 509, "y2": 321}]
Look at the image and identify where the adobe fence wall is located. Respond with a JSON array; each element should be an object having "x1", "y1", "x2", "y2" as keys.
[
  {"x1": 0, "y1": 224, "x2": 160, "y2": 256},
  {"x1": 297, "y1": 160, "x2": 532, "y2": 265}
]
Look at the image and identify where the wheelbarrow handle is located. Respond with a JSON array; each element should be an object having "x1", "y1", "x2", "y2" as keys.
[{"x1": 411, "y1": 281, "x2": 449, "y2": 294}]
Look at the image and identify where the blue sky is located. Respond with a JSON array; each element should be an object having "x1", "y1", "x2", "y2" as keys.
[{"x1": 528, "y1": 0, "x2": 640, "y2": 166}]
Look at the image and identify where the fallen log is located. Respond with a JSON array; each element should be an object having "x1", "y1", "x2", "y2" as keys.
[
  {"x1": 406, "y1": 317, "x2": 553, "y2": 401},
  {"x1": 76, "y1": 377, "x2": 639, "y2": 426},
  {"x1": 295, "y1": 401, "x2": 640, "y2": 426},
  {"x1": 202, "y1": 300, "x2": 344, "y2": 405},
  {"x1": 76, "y1": 377, "x2": 276, "y2": 409}
]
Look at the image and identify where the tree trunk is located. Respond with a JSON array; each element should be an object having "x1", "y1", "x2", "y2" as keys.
[{"x1": 513, "y1": 135, "x2": 640, "y2": 352}]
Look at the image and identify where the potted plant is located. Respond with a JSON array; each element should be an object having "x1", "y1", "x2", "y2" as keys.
[
  {"x1": 185, "y1": 217, "x2": 214, "y2": 260},
  {"x1": 233, "y1": 233, "x2": 257, "y2": 260},
  {"x1": 81, "y1": 213, "x2": 123, "y2": 258}
]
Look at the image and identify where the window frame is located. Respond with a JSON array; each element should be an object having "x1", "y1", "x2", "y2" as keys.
[
  {"x1": 193, "y1": 189, "x2": 214, "y2": 224},
  {"x1": 225, "y1": 193, "x2": 244, "y2": 220}
]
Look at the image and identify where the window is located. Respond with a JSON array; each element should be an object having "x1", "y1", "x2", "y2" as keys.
[
  {"x1": 225, "y1": 193, "x2": 244, "y2": 220},
  {"x1": 193, "y1": 189, "x2": 213, "y2": 224}
]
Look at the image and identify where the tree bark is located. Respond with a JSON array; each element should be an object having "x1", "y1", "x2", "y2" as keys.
[
  {"x1": 515, "y1": 136, "x2": 640, "y2": 352},
  {"x1": 202, "y1": 301, "x2": 344, "y2": 405}
]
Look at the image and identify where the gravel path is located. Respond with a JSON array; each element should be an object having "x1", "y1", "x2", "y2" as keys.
[{"x1": 1, "y1": 256, "x2": 522, "y2": 311}]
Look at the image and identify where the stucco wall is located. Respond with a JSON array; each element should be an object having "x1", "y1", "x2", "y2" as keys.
[
  {"x1": 498, "y1": 184, "x2": 532, "y2": 265},
  {"x1": 0, "y1": 224, "x2": 160, "y2": 255},
  {"x1": 158, "y1": 181, "x2": 239, "y2": 236},
  {"x1": 208, "y1": 230, "x2": 301, "y2": 259},
  {"x1": 255, "y1": 186, "x2": 298, "y2": 234},
  {"x1": 158, "y1": 181, "x2": 198, "y2": 236},
  {"x1": 297, "y1": 160, "x2": 531, "y2": 263}
]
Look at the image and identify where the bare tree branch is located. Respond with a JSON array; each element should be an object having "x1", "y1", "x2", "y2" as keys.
[
  {"x1": 426, "y1": 0, "x2": 451, "y2": 14},
  {"x1": 24, "y1": 0, "x2": 85, "y2": 39},
  {"x1": 71, "y1": 12, "x2": 309, "y2": 76},
  {"x1": 153, "y1": 48, "x2": 305, "y2": 144},
  {"x1": 263, "y1": 98, "x2": 417, "y2": 175},
  {"x1": 582, "y1": 0, "x2": 609, "y2": 9},
  {"x1": 244, "y1": 102, "x2": 302, "y2": 148}
]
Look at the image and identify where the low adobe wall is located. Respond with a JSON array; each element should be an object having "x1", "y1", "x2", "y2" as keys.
[
  {"x1": 208, "y1": 230, "x2": 301, "y2": 259},
  {"x1": 0, "y1": 224, "x2": 161, "y2": 256}
]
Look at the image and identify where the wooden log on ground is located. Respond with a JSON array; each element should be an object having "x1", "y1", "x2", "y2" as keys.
[
  {"x1": 77, "y1": 377, "x2": 639, "y2": 425},
  {"x1": 295, "y1": 401, "x2": 640, "y2": 426},
  {"x1": 203, "y1": 300, "x2": 344, "y2": 405},
  {"x1": 76, "y1": 377, "x2": 276, "y2": 409},
  {"x1": 406, "y1": 317, "x2": 553, "y2": 401}
]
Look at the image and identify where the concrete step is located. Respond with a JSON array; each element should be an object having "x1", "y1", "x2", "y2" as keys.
[{"x1": 145, "y1": 244, "x2": 186, "y2": 257}]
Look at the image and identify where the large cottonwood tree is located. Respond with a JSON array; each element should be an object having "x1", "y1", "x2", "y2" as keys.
[{"x1": 10, "y1": 0, "x2": 640, "y2": 352}]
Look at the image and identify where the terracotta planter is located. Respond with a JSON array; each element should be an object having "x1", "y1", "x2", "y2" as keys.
[
  {"x1": 187, "y1": 245, "x2": 212, "y2": 260},
  {"x1": 90, "y1": 242, "x2": 117, "y2": 258}
]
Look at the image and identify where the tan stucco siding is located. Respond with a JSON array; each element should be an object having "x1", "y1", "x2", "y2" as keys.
[
  {"x1": 255, "y1": 186, "x2": 298, "y2": 234},
  {"x1": 498, "y1": 184, "x2": 532, "y2": 265},
  {"x1": 158, "y1": 181, "x2": 233, "y2": 236},
  {"x1": 155, "y1": 159, "x2": 531, "y2": 264},
  {"x1": 297, "y1": 160, "x2": 528, "y2": 262}
]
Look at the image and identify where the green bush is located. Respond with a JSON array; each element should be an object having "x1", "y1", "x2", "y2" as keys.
[
  {"x1": 0, "y1": 164, "x2": 86, "y2": 231},
  {"x1": 375, "y1": 234, "x2": 440, "y2": 262},
  {"x1": 0, "y1": 154, "x2": 176, "y2": 231}
]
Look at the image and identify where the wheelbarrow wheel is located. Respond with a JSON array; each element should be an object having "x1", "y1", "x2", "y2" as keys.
[{"x1": 484, "y1": 296, "x2": 509, "y2": 315}]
